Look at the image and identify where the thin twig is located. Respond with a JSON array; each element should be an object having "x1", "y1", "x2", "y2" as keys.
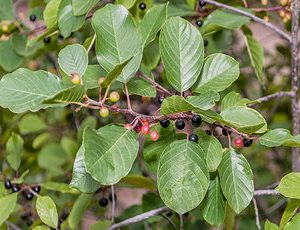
[
  {"x1": 254, "y1": 189, "x2": 281, "y2": 196},
  {"x1": 124, "y1": 83, "x2": 132, "y2": 111},
  {"x1": 253, "y1": 91, "x2": 294, "y2": 103},
  {"x1": 160, "y1": 214, "x2": 177, "y2": 230},
  {"x1": 203, "y1": 0, "x2": 291, "y2": 43},
  {"x1": 253, "y1": 198, "x2": 261, "y2": 230},
  {"x1": 180, "y1": 215, "x2": 184, "y2": 230},
  {"x1": 109, "y1": 207, "x2": 169, "y2": 230},
  {"x1": 6, "y1": 222, "x2": 22, "y2": 230},
  {"x1": 111, "y1": 185, "x2": 116, "y2": 224}
]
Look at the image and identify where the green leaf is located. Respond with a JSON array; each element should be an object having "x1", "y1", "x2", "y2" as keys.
[
  {"x1": 186, "y1": 91, "x2": 220, "y2": 110},
  {"x1": 92, "y1": 4, "x2": 140, "y2": 73},
  {"x1": 218, "y1": 148, "x2": 254, "y2": 214},
  {"x1": 70, "y1": 146, "x2": 101, "y2": 193},
  {"x1": 32, "y1": 226, "x2": 50, "y2": 230},
  {"x1": 142, "y1": 38, "x2": 161, "y2": 70},
  {"x1": 19, "y1": 114, "x2": 47, "y2": 134},
  {"x1": 83, "y1": 125, "x2": 139, "y2": 185},
  {"x1": 244, "y1": 33, "x2": 264, "y2": 84},
  {"x1": 116, "y1": 0, "x2": 136, "y2": 9},
  {"x1": 160, "y1": 16, "x2": 204, "y2": 92},
  {"x1": 0, "y1": 40, "x2": 23, "y2": 72},
  {"x1": 277, "y1": 173, "x2": 300, "y2": 199},
  {"x1": 280, "y1": 199, "x2": 300, "y2": 229},
  {"x1": 6, "y1": 133, "x2": 24, "y2": 171},
  {"x1": 139, "y1": 4, "x2": 168, "y2": 47},
  {"x1": 38, "y1": 144, "x2": 68, "y2": 170},
  {"x1": 119, "y1": 174, "x2": 156, "y2": 191},
  {"x1": 221, "y1": 106, "x2": 267, "y2": 134},
  {"x1": 11, "y1": 32, "x2": 28, "y2": 56},
  {"x1": 90, "y1": 220, "x2": 111, "y2": 230},
  {"x1": 58, "y1": 44, "x2": 88, "y2": 77},
  {"x1": 44, "y1": 0, "x2": 62, "y2": 30},
  {"x1": 265, "y1": 220, "x2": 279, "y2": 230},
  {"x1": 68, "y1": 193, "x2": 92, "y2": 229},
  {"x1": 260, "y1": 129, "x2": 300, "y2": 147},
  {"x1": 72, "y1": 0, "x2": 98, "y2": 16},
  {"x1": 193, "y1": 53, "x2": 239, "y2": 93},
  {"x1": 36, "y1": 196, "x2": 58, "y2": 228},
  {"x1": 0, "y1": 193, "x2": 17, "y2": 226},
  {"x1": 82, "y1": 65, "x2": 107, "y2": 89},
  {"x1": 201, "y1": 9, "x2": 250, "y2": 36},
  {"x1": 201, "y1": 177, "x2": 225, "y2": 226},
  {"x1": 157, "y1": 140, "x2": 209, "y2": 214},
  {"x1": 198, "y1": 135, "x2": 223, "y2": 172},
  {"x1": 41, "y1": 182, "x2": 79, "y2": 194},
  {"x1": 160, "y1": 95, "x2": 193, "y2": 115},
  {"x1": 0, "y1": 69, "x2": 75, "y2": 113},
  {"x1": 284, "y1": 213, "x2": 300, "y2": 230},
  {"x1": 0, "y1": 0, "x2": 14, "y2": 20},
  {"x1": 221, "y1": 91, "x2": 254, "y2": 110},
  {"x1": 58, "y1": 5, "x2": 85, "y2": 38}
]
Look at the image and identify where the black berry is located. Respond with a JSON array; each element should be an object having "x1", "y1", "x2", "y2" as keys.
[
  {"x1": 26, "y1": 219, "x2": 33, "y2": 226},
  {"x1": 29, "y1": 14, "x2": 37, "y2": 22},
  {"x1": 32, "y1": 185, "x2": 41, "y2": 194},
  {"x1": 43, "y1": 37, "x2": 51, "y2": 44},
  {"x1": 158, "y1": 95, "x2": 164, "y2": 104},
  {"x1": 189, "y1": 134, "x2": 199, "y2": 143},
  {"x1": 175, "y1": 119, "x2": 185, "y2": 130},
  {"x1": 204, "y1": 39, "x2": 208, "y2": 47},
  {"x1": 205, "y1": 130, "x2": 211, "y2": 135},
  {"x1": 23, "y1": 191, "x2": 34, "y2": 200},
  {"x1": 109, "y1": 193, "x2": 117, "y2": 202},
  {"x1": 11, "y1": 184, "x2": 20, "y2": 193},
  {"x1": 139, "y1": 2, "x2": 146, "y2": 10},
  {"x1": 166, "y1": 212, "x2": 173, "y2": 217},
  {"x1": 4, "y1": 179, "x2": 12, "y2": 189},
  {"x1": 191, "y1": 114, "x2": 202, "y2": 127},
  {"x1": 222, "y1": 127, "x2": 231, "y2": 136},
  {"x1": 21, "y1": 214, "x2": 28, "y2": 220},
  {"x1": 199, "y1": 0, "x2": 206, "y2": 7},
  {"x1": 160, "y1": 119, "x2": 170, "y2": 128},
  {"x1": 61, "y1": 212, "x2": 69, "y2": 220},
  {"x1": 99, "y1": 197, "x2": 108, "y2": 207},
  {"x1": 196, "y1": 19, "x2": 203, "y2": 27},
  {"x1": 243, "y1": 138, "x2": 253, "y2": 147}
]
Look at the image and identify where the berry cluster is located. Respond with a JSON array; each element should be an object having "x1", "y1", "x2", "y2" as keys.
[
  {"x1": 221, "y1": 127, "x2": 253, "y2": 148},
  {"x1": 4, "y1": 179, "x2": 40, "y2": 200}
]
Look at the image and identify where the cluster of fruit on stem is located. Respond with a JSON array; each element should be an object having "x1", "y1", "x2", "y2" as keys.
[{"x1": 4, "y1": 179, "x2": 40, "y2": 200}]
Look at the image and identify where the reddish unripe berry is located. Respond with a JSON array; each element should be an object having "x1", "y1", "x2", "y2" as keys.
[
  {"x1": 71, "y1": 73, "x2": 81, "y2": 85},
  {"x1": 124, "y1": 124, "x2": 132, "y2": 130},
  {"x1": 141, "y1": 125, "x2": 150, "y2": 135},
  {"x1": 234, "y1": 138, "x2": 243, "y2": 148},
  {"x1": 140, "y1": 118, "x2": 149, "y2": 126},
  {"x1": 150, "y1": 131, "x2": 159, "y2": 141}
]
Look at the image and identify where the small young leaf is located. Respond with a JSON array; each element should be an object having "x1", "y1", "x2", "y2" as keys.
[
  {"x1": 265, "y1": 220, "x2": 279, "y2": 230},
  {"x1": 221, "y1": 91, "x2": 254, "y2": 110},
  {"x1": 6, "y1": 132, "x2": 24, "y2": 171},
  {"x1": 0, "y1": 193, "x2": 17, "y2": 226},
  {"x1": 36, "y1": 196, "x2": 58, "y2": 228},
  {"x1": 44, "y1": 0, "x2": 62, "y2": 30},
  {"x1": 186, "y1": 91, "x2": 220, "y2": 110},
  {"x1": 277, "y1": 173, "x2": 300, "y2": 199}
]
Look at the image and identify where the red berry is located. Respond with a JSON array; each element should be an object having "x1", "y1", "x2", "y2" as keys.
[
  {"x1": 141, "y1": 125, "x2": 150, "y2": 135},
  {"x1": 140, "y1": 118, "x2": 149, "y2": 126},
  {"x1": 135, "y1": 125, "x2": 142, "y2": 133},
  {"x1": 124, "y1": 124, "x2": 132, "y2": 130},
  {"x1": 150, "y1": 131, "x2": 159, "y2": 141},
  {"x1": 234, "y1": 138, "x2": 243, "y2": 148}
]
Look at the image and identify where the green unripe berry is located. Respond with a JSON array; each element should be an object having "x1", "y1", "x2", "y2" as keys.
[
  {"x1": 109, "y1": 91, "x2": 120, "y2": 103},
  {"x1": 99, "y1": 107, "x2": 109, "y2": 118},
  {"x1": 71, "y1": 73, "x2": 81, "y2": 85},
  {"x1": 98, "y1": 77, "x2": 105, "y2": 86}
]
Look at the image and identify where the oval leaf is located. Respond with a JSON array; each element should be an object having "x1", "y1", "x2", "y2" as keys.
[
  {"x1": 6, "y1": 132, "x2": 24, "y2": 171},
  {"x1": 0, "y1": 193, "x2": 17, "y2": 225},
  {"x1": 277, "y1": 173, "x2": 300, "y2": 199},
  {"x1": 72, "y1": 0, "x2": 98, "y2": 16},
  {"x1": 36, "y1": 195, "x2": 58, "y2": 228}
]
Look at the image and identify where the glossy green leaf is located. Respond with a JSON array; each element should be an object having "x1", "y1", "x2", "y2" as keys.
[
  {"x1": 0, "y1": 0, "x2": 14, "y2": 20},
  {"x1": 36, "y1": 196, "x2": 58, "y2": 228},
  {"x1": 201, "y1": 9, "x2": 250, "y2": 36},
  {"x1": 44, "y1": 0, "x2": 62, "y2": 30},
  {"x1": 218, "y1": 148, "x2": 254, "y2": 214},
  {"x1": 68, "y1": 193, "x2": 93, "y2": 229},
  {"x1": 83, "y1": 125, "x2": 139, "y2": 185},
  {"x1": 280, "y1": 199, "x2": 300, "y2": 229},
  {"x1": 0, "y1": 193, "x2": 17, "y2": 226},
  {"x1": 0, "y1": 40, "x2": 23, "y2": 72},
  {"x1": 186, "y1": 91, "x2": 220, "y2": 110},
  {"x1": 6, "y1": 133, "x2": 24, "y2": 171},
  {"x1": 221, "y1": 106, "x2": 267, "y2": 134},
  {"x1": 277, "y1": 173, "x2": 300, "y2": 199},
  {"x1": 265, "y1": 220, "x2": 279, "y2": 230},
  {"x1": 58, "y1": 5, "x2": 85, "y2": 38},
  {"x1": 201, "y1": 177, "x2": 225, "y2": 226},
  {"x1": 193, "y1": 53, "x2": 239, "y2": 93},
  {"x1": 72, "y1": 0, "x2": 98, "y2": 16},
  {"x1": 221, "y1": 91, "x2": 254, "y2": 110},
  {"x1": 19, "y1": 114, "x2": 47, "y2": 134},
  {"x1": 157, "y1": 140, "x2": 209, "y2": 214},
  {"x1": 244, "y1": 33, "x2": 264, "y2": 84},
  {"x1": 284, "y1": 213, "x2": 300, "y2": 230},
  {"x1": 160, "y1": 16, "x2": 204, "y2": 92},
  {"x1": 139, "y1": 4, "x2": 168, "y2": 47},
  {"x1": 70, "y1": 146, "x2": 101, "y2": 193},
  {"x1": 82, "y1": 65, "x2": 107, "y2": 89},
  {"x1": 198, "y1": 135, "x2": 223, "y2": 172},
  {"x1": 92, "y1": 4, "x2": 140, "y2": 73},
  {"x1": 260, "y1": 129, "x2": 300, "y2": 147},
  {"x1": 58, "y1": 44, "x2": 88, "y2": 77},
  {"x1": 41, "y1": 182, "x2": 79, "y2": 194},
  {"x1": 160, "y1": 95, "x2": 193, "y2": 115},
  {"x1": 120, "y1": 174, "x2": 156, "y2": 191}
]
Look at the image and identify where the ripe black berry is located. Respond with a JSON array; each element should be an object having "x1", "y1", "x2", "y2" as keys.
[
  {"x1": 158, "y1": 95, "x2": 164, "y2": 104},
  {"x1": 166, "y1": 212, "x2": 173, "y2": 217},
  {"x1": 175, "y1": 119, "x2": 185, "y2": 130},
  {"x1": 191, "y1": 114, "x2": 202, "y2": 127},
  {"x1": 243, "y1": 138, "x2": 253, "y2": 147},
  {"x1": 11, "y1": 184, "x2": 20, "y2": 193},
  {"x1": 189, "y1": 134, "x2": 199, "y2": 143},
  {"x1": 199, "y1": 0, "x2": 206, "y2": 7},
  {"x1": 29, "y1": 14, "x2": 37, "y2": 22},
  {"x1": 99, "y1": 197, "x2": 108, "y2": 207},
  {"x1": 21, "y1": 214, "x2": 28, "y2": 220},
  {"x1": 139, "y1": 2, "x2": 146, "y2": 10},
  {"x1": 222, "y1": 127, "x2": 231, "y2": 136},
  {"x1": 160, "y1": 119, "x2": 170, "y2": 128},
  {"x1": 109, "y1": 193, "x2": 117, "y2": 202},
  {"x1": 4, "y1": 179, "x2": 12, "y2": 189},
  {"x1": 23, "y1": 191, "x2": 34, "y2": 200},
  {"x1": 32, "y1": 185, "x2": 41, "y2": 194},
  {"x1": 43, "y1": 37, "x2": 51, "y2": 43},
  {"x1": 204, "y1": 39, "x2": 208, "y2": 47},
  {"x1": 196, "y1": 19, "x2": 203, "y2": 27}
]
